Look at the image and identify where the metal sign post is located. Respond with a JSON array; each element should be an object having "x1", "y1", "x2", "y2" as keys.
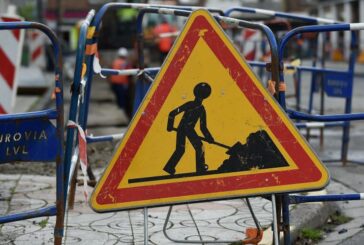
[
  {"x1": 272, "y1": 194, "x2": 280, "y2": 245},
  {"x1": 144, "y1": 207, "x2": 149, "y2": 244}
]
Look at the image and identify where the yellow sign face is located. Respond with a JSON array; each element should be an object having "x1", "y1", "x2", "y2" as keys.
[{"x1": 91, "y1": 10, "x2": 329, "y2": 212}]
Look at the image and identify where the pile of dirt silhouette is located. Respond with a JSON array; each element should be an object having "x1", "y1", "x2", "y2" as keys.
[{"x1": 218, "y1": 130, "x2": 289, "y2": 172}]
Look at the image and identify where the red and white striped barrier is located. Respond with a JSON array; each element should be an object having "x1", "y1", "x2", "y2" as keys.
[
  {"x1": 0, "y1": 13, "x2": 24, "y2": 114},
  {"x1": 28, "y1": 30, "x2": 46, "y2": 69},
  {"x1": 241, "y1": 29, "x2": 261, "y2": 61},
  {"x1": 67, "y1": 120, "x2": 89, "y2": 203}
]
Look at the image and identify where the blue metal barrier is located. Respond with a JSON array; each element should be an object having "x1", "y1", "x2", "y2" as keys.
[
  {"x1": 224, "y1": 7, "x2": 342, "y2": 111},
  {"x1": 220, "y1": 11, "x2": 364, "y2": 243},
  {"x1": 64, "y1": 10, "x2": 96, "y2": 209},
  {"x1": 279, "y1": 24, "x2": 358, "y2": 164},
  {"x1": 277, "y1": 22, "x2": 364, "y2": 245},
  {"x1": 224, "y1": 7, "x2": 337, "y2": 24},
  {"x1": 0, "y1": 21, "x2": 65, "y2": 244},
  {"x1": 225, "y1": 7, "x2": 359, "y2": 165},
  {"x1": 100, "y1": 67, "x2": 159, "y2": 115}
]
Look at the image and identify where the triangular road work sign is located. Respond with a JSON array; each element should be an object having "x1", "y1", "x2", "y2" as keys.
[{"x1": 91, "y1": 10, "x2": 329, "y2": 212}]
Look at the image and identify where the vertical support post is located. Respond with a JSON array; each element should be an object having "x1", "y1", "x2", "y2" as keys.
[
  {"x1": 308, "y1": 34, "x2": 318, "y2": 115},
  {"x1": 319, "y1": 82, "x2": 324, "y2": 149},
  {"x1": 317, "y1": 7, "x2": 325, "y2": 61},
  {"x1": 295, "y1": 70, "x2": 301, "y2": 112},
  {"x1": 144, "y1": 207, "x2": 149, "y2": 244},
  {"x1": 67, "y1": 164, "x2": 78, "y2": 210},
  {"x1": 55, "y1": 0, "x2": 63, "y2": 47},
  {"x1": 341, "y1": 120, "x2": 350, "y2": 165},
  {"x1": 36, "y1": 0, "x2": 44, "y2": 23},
  {"x1": 272, "y1": 194, "x2": 280, "y2": 245},
  {"x1": 343, "y1": 2, "x2": 352, "y2": 60},
  {"x1": 358, "y1": 0, "x2": 364, "y2": 61},
  {"x1": 319, "y1": 33, "x2": 328, "y2": 150},
  {"x1": 282, "y1": 194, "x2": 290, "y2": 245},
  {"x1": 330, "y1": 4, "x2": 338, "y2": 51}
]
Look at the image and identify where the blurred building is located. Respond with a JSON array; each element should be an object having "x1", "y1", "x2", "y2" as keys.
[
  {"x1": 282, "y1": 0, "x2": 364, "y2": 62},
  {"x1": 45, "y1": 0, "x2": 93, "y2": 51},
  {"x1": 309, "y1": 0, "x2": 362, "y2": 61},
  {"x1": 7, "y1": 0, "x2": 364, "y2": 62},
  {"x1": 205, "y1": 0, "x2": 283, "y2": 19},
  {"x1": 45, "y1": 0, "x2": 92, "y2": 27}
]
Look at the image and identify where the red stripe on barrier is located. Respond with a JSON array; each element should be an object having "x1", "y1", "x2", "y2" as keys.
[
  {"x1": 243, "y1": 29, "x2": 257, "y2": 40},
  {"x1": 67, "y1": 121, "x2": 89, "y2": 203},
  {"x1": 31, "y1": 46, "x2": 42, "y2": 61},
  {"x1": 31, "y1": 32, "x2": 39, "y2": 39},
  {"x1": 0, "y1": 47, "x2": 15, "y2": 88},
  {"x1": 0, "y1": 104, "x2": 6, "y2": 114},
  {"x1": 1, "y1": 17, "x2": 21, "y2": 40},
  {"x1": 245, "y1": 49, "x2": 256, "y2": 61}
]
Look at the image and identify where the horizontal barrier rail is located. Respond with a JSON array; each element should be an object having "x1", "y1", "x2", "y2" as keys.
[
  {"x1": 287, "y1": 109, "x2": 364, "y2": 121},
  {"x1": 100, "y1": 67, "x2": 160, "y2": 76},
  {"x1": 295, "y1": 121, "x2": 346, "y2": 129},
  {"x1": 0, "y1": 109, "x2": 58, "y2": 121},
  {"x1": 0, "y1": 206, "x2": 57, "y2": 224},
  {"x1": 86, "y1": 133, "x2": 124, "y2": 143},
  {"x1": 225, "y1": 6, "x2": 338, "y2": 24},
  {"x1": 289, "y1": 193, "x2": 364, "y2": 204},
  {"x1": 279, "y1": 23, "x2": 357, "y2": 109}
]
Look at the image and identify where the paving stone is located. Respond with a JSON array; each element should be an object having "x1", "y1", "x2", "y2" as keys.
[
  {"x1": 7, "y1": 197, "x2": 47, "y2": 214},
  {"x1": 322, "y1": 227, "x2": 362, "y2": 243},
  {"x1": 0, "y1": 171, "x2": 278, "y2": 244},
  {"x1": 0, "y1": 174, "x2": 22, "y2": 181},
  {"x1": 317, "y1": 165, "x2": 364, "y2": 245}
]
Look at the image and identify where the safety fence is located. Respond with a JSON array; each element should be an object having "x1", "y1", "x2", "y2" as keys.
[
  {"x1": 0, "y1": 21, "x2": 65, "y2": 244},
  {"x1": 1, "y1": 4, "x2": 364, "y2": 245}
]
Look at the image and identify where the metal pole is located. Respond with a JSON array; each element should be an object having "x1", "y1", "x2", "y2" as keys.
[
  {"x1": 55, "y1": 0, "x2": 62, "y2": 41},
  {"x1": 282, "y1": 194, "x2": 290, "y2": 245},
  {"x1": 319, "y1": 33, "x2": 328, "y2": 150},
  {"x1": 144, "y1": 207, "x2": 148, "y2": 244},
  {"x1": 37, "y1": 0, "x2": 44, "y2": 23},
  {"x1": 272, "y1": 194, "x2": 280, "y2": 245},
  {"x1": 162, "y1": 205, "x2": 237, "y2": 244}
]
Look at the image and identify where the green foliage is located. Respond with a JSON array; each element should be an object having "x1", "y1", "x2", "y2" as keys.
[
  {"x1": 329, "y1": 212, "x2": 352, "y2": 225},
  {"x1": 38, "y1": 219, "x2": 48, "y2": 229},
  {"x1": 300, "y1": 228, "x2": 323, "y2": 241},
  {"x1": 18, "y1": 3, "x2": 35, "y2": 21}
]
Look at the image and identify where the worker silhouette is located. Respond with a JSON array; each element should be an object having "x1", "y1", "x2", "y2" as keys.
[{"x1": 163, "y1": 82, "x2": 214, "y2": 175}]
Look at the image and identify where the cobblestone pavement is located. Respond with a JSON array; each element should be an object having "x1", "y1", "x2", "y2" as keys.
[
  {"x1": 0, "y1": 173, "x2": 275, "y2": 244},
  {"x1": 305, "y1": 124, "x2": 364, "y2": 245}
]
